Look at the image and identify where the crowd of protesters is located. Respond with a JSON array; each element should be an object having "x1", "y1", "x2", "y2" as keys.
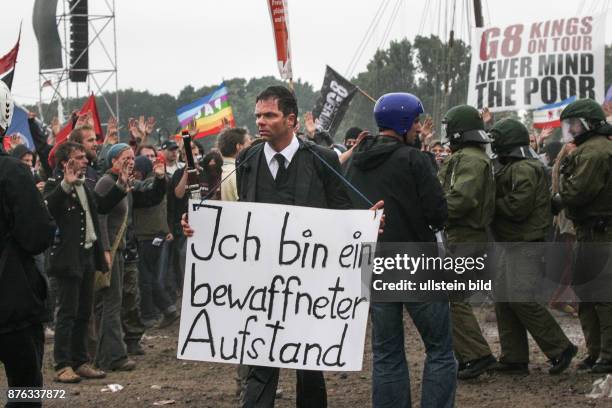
[{"x1": 1, "y1": 79, "x2": 612, "y2": 408}]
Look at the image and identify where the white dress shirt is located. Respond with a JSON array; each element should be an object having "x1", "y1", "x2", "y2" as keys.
[{"x1": 263, "y1": 135, "x2": 299, "y2": 179}]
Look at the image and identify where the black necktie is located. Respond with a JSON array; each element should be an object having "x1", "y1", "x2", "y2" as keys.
[{"x1": 274, "y1": 153, "x2": 287, "y2": 185}]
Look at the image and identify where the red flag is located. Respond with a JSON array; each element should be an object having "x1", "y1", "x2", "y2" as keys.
[
  {"x1": 49, "y1": 94, "x2": 104, "y2": 168},
  {"x1": 0, "y1": 26, "x2": 21, "y2": 89},
  {"x1": 266, "y1": 0, "x2": 292, "y2": 80},
  {"x1": 55, "y1": 94, "x2": 103, "y2": 145}
]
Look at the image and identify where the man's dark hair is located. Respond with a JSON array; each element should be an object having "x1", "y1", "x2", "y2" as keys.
[
  {"x1": 136, "y1": 144, "x2": 157, "y2": 157},
  {"x1": 217, "y1": 128, "x2": 248, "y2": 157},
  {"x1": 256, "y1": 86, "x2": 298, "y2": 118},
  {"x1": 68, "y1": 125, "x2": 95, "y2": 144},
  {"x1": 344, "y1": 127, "x2": 362, "y2": 141},
  {"x1": 55, "y1": 141, "x2": 85, "y2": 169}
]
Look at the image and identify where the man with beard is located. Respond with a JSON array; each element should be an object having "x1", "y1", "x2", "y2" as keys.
[{"x1": 45, "y1": 141, "x2": 130, "y2": 382}]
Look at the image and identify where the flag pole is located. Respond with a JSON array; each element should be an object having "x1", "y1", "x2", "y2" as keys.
[{"x1": 357, "y1": 86, "x2": 377, "y2": 104}]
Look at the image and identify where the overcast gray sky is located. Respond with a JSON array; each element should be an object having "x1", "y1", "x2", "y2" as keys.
[{"x1": 1, "y1": 0, "x2": 610, "y2": 106}]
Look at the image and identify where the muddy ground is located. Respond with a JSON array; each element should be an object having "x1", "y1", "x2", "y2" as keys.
[{"x1": 1, "y1": 307, "x2": 609, "y2": 407}]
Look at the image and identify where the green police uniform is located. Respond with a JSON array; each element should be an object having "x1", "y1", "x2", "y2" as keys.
[
  {"x1": 439, "y1": 105, "x2": 495, "y2": 367},
  {"x1": 559, "y1": 100, "x2": 612, "y2": 369},
  {"x1": 491, "y1": 118, "x2": 573, "y2": 367}
]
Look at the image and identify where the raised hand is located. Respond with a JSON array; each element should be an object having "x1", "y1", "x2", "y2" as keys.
[
  {"x1": 104, "y1": 116, "x2": 119, "y2": 145},
  {"x1": 303, "y1": 111, "x2": 316, "y2": 137},
  {"x1": 75, "y1": 111, "x2": 93, "y2": 129},
  {"x1": 117, "y1": 158, "x2": 134, "y2": 191},
  {"x1": 137, "y1": 115, "x2": 147, "y2": 136},
  {"x1": 63, "y1": 158, "x2": 79, "y2": 184},
  {"x1": 51, "y1": 116, "x2": 61, "y2": 136},
  {"x1": 187, "y1": 117, "x2": 198, "y2": 137},
  {"x1": 128, "y1": 117, "x2": 145, "y2": 141},
  {"x1": 8, "y1": 134, "x2": 23, "y2": 150},
  {"x1": 421, "y1": 115, "x2": 434, "y2": 137},
  {"x1": 481, "y1": 107, "x2": 493, "y2": 124},
  {"x1": 145, "y1": 116, "x2": 156, "y2": 135},
  {"x1": 539, "y1": 126, "x2": 554, "y2": 141}
]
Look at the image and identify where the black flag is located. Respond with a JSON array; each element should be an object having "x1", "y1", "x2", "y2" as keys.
[{"x1": 312, "y1": 66, "x2": 357, "y2": 137}]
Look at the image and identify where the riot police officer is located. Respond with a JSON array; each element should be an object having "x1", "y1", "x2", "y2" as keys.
[
  {"x1": 490, "y1": 118, "x2": 577, "y2": 375},
  {"x1": 556, "y1": 99, "x2": 612, "y2": 373},
  {"x1": 438, "y1": 105, "x2": 496, "y2": 379}
]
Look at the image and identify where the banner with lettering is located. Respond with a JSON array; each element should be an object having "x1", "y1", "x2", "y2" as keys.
[
  {"x1": 177, "y1": 201, "x2": 381, "y2": 371},
  {"x1": 313, "y1": 66, "x2": 358, "y2": 137},
  {"x1": 267, "y1": 0, "x2": 292, "y2": 80},
  {"x1": 467, "y1": 15, "x2": 605, "y2": 112}
]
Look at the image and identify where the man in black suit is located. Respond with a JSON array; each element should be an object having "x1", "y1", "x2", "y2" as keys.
[
  {"x1": 44, "y1": 141, "x2": 128, "y2": 383},
  {"x1": 233, "y1": 86, "x2": 348, "y2": 407},
  {"x1": 182, "y1": 86, "x2": 382, "y2": 407},
  {"x1": 237, "y1": 86, "x2": 382, "y2": 407}
]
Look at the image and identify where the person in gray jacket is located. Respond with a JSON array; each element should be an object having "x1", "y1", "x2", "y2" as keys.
[{"x1": 94, "y1": 143, "x2": 167, "y2": 371}]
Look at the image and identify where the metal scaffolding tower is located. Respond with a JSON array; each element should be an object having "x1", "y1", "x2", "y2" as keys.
[{"x1": 38, "y1": 0, "x2": 118, "y2": 123}]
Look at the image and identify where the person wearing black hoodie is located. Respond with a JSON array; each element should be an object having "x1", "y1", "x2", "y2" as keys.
[{"x1": 346, "y1": 93, "x2": 455, "y2": 408}]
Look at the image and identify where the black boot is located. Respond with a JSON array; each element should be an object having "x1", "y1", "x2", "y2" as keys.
[
  {"x1": 126, "y1": 341, "x2": 145, "y2": 356},
  {"x1": 549, "y1": 344, "x2": 577, "y2": 375},
  {"x1": 591, "y1": 359, "x2": 612, "y2": 374},
  {"x1": 577, "y1": 355, "x2": 597, "y2": 370},
  {"x1": 457, "y1": 354, "x2": 497, "y2": 380}
]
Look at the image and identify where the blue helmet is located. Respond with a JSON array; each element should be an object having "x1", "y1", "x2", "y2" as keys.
[{"x1": 374, "y1": 93, "x2": 424, "y2": 136}]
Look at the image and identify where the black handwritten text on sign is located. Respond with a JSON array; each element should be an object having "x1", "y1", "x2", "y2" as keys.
[{"x1": 177, "y1": 201, "x2": 382, "y2": 371}]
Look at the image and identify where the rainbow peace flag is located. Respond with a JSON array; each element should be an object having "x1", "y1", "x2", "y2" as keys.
[{"x1": 176, "y1": 84, "x2": 236, "y2": 139}]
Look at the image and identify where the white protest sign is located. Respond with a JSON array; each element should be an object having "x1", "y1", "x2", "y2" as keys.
[
  {"x1": 177, "y1": 201, "x2": 381, "y2": 371},
  {"x1": 467, "y1": 14, "x2": 605, "y2": 112}
]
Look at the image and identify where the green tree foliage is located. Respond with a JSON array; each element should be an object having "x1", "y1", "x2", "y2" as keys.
[
  {"x1": 31, "y1": 37, "x2": 610, "y2": 148},
  {"x1": 337, "y1": 35, "x2": 471, "y2": 140},
  {"x1": 30, "y1": 78, "x2": 317, "y2": 147}
]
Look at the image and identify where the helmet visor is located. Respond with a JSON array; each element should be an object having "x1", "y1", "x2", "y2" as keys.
[
  {"x1": 561, "y1": 118, "x2": 588, "y2": 143},
  {"x1": 440, "y1": 122, "x2": 448, "y2": 144}
]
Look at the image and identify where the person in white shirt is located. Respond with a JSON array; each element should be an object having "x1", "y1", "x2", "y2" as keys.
[{"x1": 217, "y1": 128, "x2": 252, "y2": 201}]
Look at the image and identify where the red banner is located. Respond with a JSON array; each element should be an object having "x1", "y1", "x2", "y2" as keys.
[{"x1": 267, "y1": 0, "x2": 292, "y2": 80}]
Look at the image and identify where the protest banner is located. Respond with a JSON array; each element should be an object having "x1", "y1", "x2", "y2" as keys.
[
  {"x1": 313, "y1": 66, "x2": 358, "y2": 137},
  {"x1": 177, "y1": 201, "x2": 382, "y2": 371},
  {"x1": 467, "y1": 15, "x2": 605, "y2": 112},
  {"x1": 266, "y1": 0, "x2": 292, "y2": 80}
]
